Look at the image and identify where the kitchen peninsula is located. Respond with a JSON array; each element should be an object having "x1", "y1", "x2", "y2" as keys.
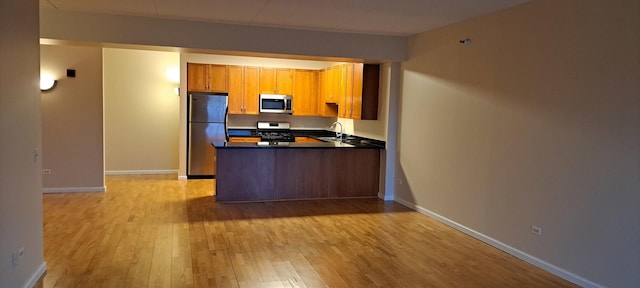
[{"x1": 212, "y1": 135, "x2": 383, "y2": 202}]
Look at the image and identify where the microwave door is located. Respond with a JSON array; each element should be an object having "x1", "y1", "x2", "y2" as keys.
[{"x1": 261, "y1": 98, "x2": 285, "y2": 113}]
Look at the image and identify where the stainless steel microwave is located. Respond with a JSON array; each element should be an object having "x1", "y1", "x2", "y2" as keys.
[{"x1": 259, "y1": 94, "x2": 292, "y2": 114}]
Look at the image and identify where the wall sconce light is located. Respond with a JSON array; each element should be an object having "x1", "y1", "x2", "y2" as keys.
[
  {"x1": 174, "y1": 87, "x2": 180, "y2": 96},
  {"x1": 40, "y1": 74, "x2": 57, "y2": 91}
]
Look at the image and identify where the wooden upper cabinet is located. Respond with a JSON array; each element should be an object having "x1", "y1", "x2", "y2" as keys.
[
  {"x1": 208, "y1": 65, "x2": 228, "y2": 92},
  {"x1": 260, "y1": 67, "x2": 293, "y2": 95},
  {"x1": 318, "y1": 68, "x2": 338, "y2": 117},
  {"x1": 327, "y1": 63, "x2": 379, "y2": 120},
  {"x1": 187, "y1": 63, "x2": 209, "y2": 92},
  {"x1": 276, "y1": 68, "x2": 294, "y2": 95},
  {"x1": 187, "y1": 63, "x2": 228, "y2": 92},
  {"x1": 228, "y1": 65, "x2": 244, "y2": 114},
  {"x1": 293, "y1": 69, "x2": 319, "y2": 116},
  {"x1": 244, "y1": 66, "x2": 260, "y2": 115},
  {"x1": 339, "y1": 64, "x2": 353, "y2": 118},
  {"x1": 347, "y1": 64, "x2": 379, "y2": 120},
  {"x1": 228, "y1": 66, "x2": 259, "y2": 115},
  {"x1": 188, "y1": 62, "x2": 376, "y2": 119},
  {"x1": 259, "y1": 67, "x2": 276, "y2": 94},
  {"x1": 351, "y1": 63, "x2": 365, "y2": 119},
  {"x1": 326, "y1": 65, "x2": 343, "y2": 104}
]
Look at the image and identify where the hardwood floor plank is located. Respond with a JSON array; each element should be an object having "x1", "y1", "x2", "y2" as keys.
[{"x1": 42, "y1": 174, "x2": 578, "y2": 288}]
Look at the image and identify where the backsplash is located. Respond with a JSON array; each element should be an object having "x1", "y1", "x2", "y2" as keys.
[{"x1": 228, "y1": 114, "x2": 335, "y2": 130}]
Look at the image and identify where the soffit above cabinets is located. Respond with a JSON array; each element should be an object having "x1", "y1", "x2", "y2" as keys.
[{"x1": 39, "y1": 0, "x2": 530, "y2": 36}]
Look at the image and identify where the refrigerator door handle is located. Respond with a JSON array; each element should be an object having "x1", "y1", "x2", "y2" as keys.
[{"x1": 224, "y1": 106, "x2": 229, "y2": 142}]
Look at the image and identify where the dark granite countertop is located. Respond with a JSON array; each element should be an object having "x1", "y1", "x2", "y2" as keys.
[
  {"x1": 224, "y1": 128, "x2": 386, "y2": 149},
  {"x1": 212, "y1": 141, "x2": 365, "y2": 149}
]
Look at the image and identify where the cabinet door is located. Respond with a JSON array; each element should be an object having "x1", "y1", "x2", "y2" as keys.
[
  {"x1": 351, "y1": 63, "x2": 365, "y2": 120},
  {"x1": 275, "y1": 68, "x2": 294, "y2": 95},
  {"x1": 187, "y1": 63, "x2": 209, "y2": 92},
  {"x1": 319, "y1": 68, "x2": 328, "y2": 105},
  {"x1": 244, "y1": 66, "x2": 260, "y2": 115},
  {"x1": 259, "y1": 67, "x2": 276, "y2": 94},
  {"x1": 208, "y1": 65, "x2": 228, "y2": 92},
  {"x1": 295, "y1": 137, "x2": 322, "y2": 143},
  {"x1": 227, "y1": 65, "x2": 244, "y2": 114},
  {"x1": 339, "y1": 64, "x2": 353, "y2": 118},
  {"x1": 293, "y1": 69, "x2": 318, "y2": 116},
  {"x1": 327, "y1": 65, "x2": 341, "y2": 103},
  {"x1": 229, "y1": 137, "x2": 261, "y2": 142},
  {"x1": 318, "y1": 67, "x2": 338, "y2": 117}
]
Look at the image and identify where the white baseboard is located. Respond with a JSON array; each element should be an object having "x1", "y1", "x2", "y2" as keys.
[
  {"x1": 105, "y1": 169, "x2": 178, "y2": 175},
  {"x1": 394, "y1": 197, "x2": 604, "y2": 288},
  {"x1": 43, "y1": 186, "x2": 106, "y2": 193},
  {"x1": 378, "y1": 194, "x2": 395, "y2": 201},
  {"x1": 178, "y1": 175, "x2": 188, "y2": 181},
  {"x1": 23, "y1": 261, "x2": 47, "y2": 288}
]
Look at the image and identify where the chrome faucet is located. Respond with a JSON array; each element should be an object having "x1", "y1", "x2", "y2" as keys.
[{"x1": 329, "y1": 121, "x2": 343, "y2": 141}]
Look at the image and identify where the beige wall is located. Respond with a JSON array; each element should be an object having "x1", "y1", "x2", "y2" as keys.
[
  {"x1": 104, "y1": 48, "x2": 180, "y2": 173},
  {"x1": 397, "y1": 0, "x2": 639, "y2": 287},
  {"x1": 0, "y1": 0, "x2": 45, "y2": 286},
  {"x1": 41, "y1": 45, "x2": 105, "y2": 192}
]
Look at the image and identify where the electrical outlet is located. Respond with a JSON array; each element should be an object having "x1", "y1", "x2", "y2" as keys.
[
  {"x1": 397, "y1": 178, "x2": 403, "y2": 185},
  {"x1": 531, "y1": 225, "x2": 542, "y2": 236},
  {"x1": 12, "y1": 247, "x2": 24, "y2": 268},
  {"x1": 42, "y1": 169, "x2": 51, "y2": 175}
]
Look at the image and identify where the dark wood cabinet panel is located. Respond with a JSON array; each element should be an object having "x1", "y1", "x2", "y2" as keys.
[
  {"x1": 274, "y1": 150, "x2": 331, "y2": 200},
  {"x1": 215, "y1": 148, "x2": 380, "y2": 202},
  {"x1": 215, "y1": 149, "x2": 275, "y2": 202},
  {"x1": 330, "y1": 149, "x2": 380, "y2": 198}
]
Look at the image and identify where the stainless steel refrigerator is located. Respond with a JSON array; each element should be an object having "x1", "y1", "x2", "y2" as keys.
[{"x1": 188, "y1": 92, "x2": 228, "y2": 178}]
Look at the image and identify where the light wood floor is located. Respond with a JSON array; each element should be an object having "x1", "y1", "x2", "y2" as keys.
[{"x1": 42, "y1": 174, "x2": 576, "y2": 288}]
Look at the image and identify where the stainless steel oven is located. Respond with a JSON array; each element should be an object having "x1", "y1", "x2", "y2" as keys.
[{"x1": 259, "y1": 94, "x2": 292, "y2": 114}]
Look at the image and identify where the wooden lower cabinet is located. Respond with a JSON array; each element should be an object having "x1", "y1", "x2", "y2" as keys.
[
  {"x1": 294, "y1": 137, "x2": 322, "y2": 143},
  {"x1": 215, "y1": 148, "x2": 380, "y2": 202},
  {"x1": 228, "y1": 137, "x2": 261, "y2": 143}
]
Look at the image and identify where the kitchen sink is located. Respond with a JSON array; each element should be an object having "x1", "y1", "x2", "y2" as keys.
[
  {"x1": 317, "y1": 136, "x2": 361, "y2": 144},
  {"x1": 317, "y1": 136, "x2": 339, "y2": 142}
]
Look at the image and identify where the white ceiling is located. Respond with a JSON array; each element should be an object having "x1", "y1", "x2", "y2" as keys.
[{"x1": 40, "y1": 0, "x2": 529, "y2": 36}]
